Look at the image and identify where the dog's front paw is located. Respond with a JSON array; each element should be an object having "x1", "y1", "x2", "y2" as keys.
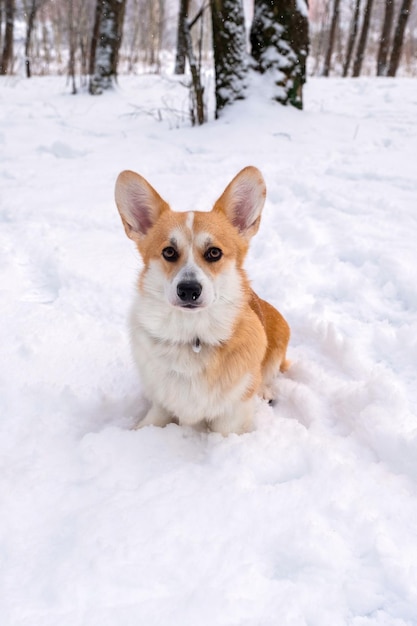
[
  {"x1": 132, "y1": 419, "x2": 147, "y2": 430},
  {"x1": 259, "y1": 384, "x2": 275, "y2": 404},
  {"x1": 133, "y1": 404, "x2": 173, "y2": 429}
]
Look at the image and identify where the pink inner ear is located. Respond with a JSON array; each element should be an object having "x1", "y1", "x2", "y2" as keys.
[
  {"x1": 130, "y1": 190, "x2": 153, "y2": 234},
  {"x1": 116, "y1": 170, "x2": 169, "y2": 238},
  {"x1": 230, "y1": 182, "x2": 261, "y2": 232},
  {"x1": 124, "y1": 185, "x2": 155, "y2": 235}
]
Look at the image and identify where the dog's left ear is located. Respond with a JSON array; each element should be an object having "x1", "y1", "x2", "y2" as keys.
[
  {"x1": 213, "y1": 166, "x2": 266, "y2": 240},
  {"x1": 115, "y1": 170, "x2": 169, "y2": 242}
]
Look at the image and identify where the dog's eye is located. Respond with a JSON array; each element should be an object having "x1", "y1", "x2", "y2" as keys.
[
  {"x1": 162, "y1": 246, "x2": 179, "y2": 262},
  {"x1": 204, "y1": 247, "x2": 222, "y2": 262}
]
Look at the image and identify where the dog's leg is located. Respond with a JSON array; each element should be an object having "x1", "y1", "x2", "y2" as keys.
[
  {"x1": 209, "y1": 398, "x2": 255, "y2": 436},
  {"x1": 260, "y1": 355, "x2": 291, "y2": 404},
  {"x1": 134, "y1": 403, "x2": 173, "y2": 429}
]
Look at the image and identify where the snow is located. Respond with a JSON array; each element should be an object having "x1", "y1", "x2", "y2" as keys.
[
  {"x1": 296, "y1": 0, "x2": 309, "y2": 19},
  {"x1": 1, "y1": 72, "x2": 417, "y2": 625}
]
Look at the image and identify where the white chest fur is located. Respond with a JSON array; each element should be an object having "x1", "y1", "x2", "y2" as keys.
[{"x1": 129, "y1": 293, "x2": 251, "y2": 425}]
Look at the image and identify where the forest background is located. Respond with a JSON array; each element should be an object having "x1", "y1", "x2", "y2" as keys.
[{"x1": 0, "y1": 0, "x2": 415, "y2": 124}]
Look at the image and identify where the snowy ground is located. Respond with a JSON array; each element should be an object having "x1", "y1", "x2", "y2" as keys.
[{"x1": 1, "y1": 73, "x2": 417, "y2": 625}]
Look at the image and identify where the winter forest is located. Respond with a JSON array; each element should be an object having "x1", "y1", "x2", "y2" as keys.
[
  {"x1": 2, "y1": 1, "x2": 417, "y2": 625},
  {"x1": 0, "y1": 0, "x2": 416, "y2": 121}
]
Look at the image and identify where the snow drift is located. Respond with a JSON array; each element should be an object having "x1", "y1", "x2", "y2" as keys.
[{"x1": 1, "y1": 74, "x2": 417, "y2": 625}]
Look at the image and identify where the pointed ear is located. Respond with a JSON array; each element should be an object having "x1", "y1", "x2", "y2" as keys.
[
  {"x1": 212, "y1": 166, "x2": 266, "y2": 240},
  {"x1": 114, "y1": 170, "x2": 170, "y2": 241}
]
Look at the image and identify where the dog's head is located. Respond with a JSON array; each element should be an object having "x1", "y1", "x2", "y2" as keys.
[{"x1": 115, "y1": 166, "x2": 266, "y2": 312}]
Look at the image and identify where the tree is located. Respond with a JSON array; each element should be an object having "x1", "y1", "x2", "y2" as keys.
[
  {"x1": 210, "y1": 0, "x2": 247, "y2": 117},
  {"x1": 172, "y1": 2, "x2": 207, "y2": 124},
  {"x1": 142, "y1": 0, "x2": 165, "y2": 69},
  {"x1": 352, "y1": 0, "x2": 374, "y2": 77},
  {"x1": 67, "y1": 0, "x2": 77, "y2": 93},
  {"x1": 322, "y1": 0, "x2": 341, "y2": 76},
  {"x1": 0, "y1": 0, "x2": 14, "y2": 75},
  {"x1": 174, "y1": 0, "x2": 189, "y2": 74},
  {"x1": 310, "y1": 0, "x2": 330, "y2": 76},
  {"x1": 387, "y1": 0, "x2": 414, "y2": 76},
  {"x1": 377, "y1": 0, "x2": 395, "y2": 76},
  {"x1": 343, "y1": 0, "x2": 361, "y2": 77},
  {"x1": 89, "y1": 0, "x2": 101, "y2": 77},
  {"x1": 23, "y1": 0, "x2": 49, "y2": 78},
  {"x1": 183, "y1": 12, "x2": 205, "y2": 124},
  {"x1": 89, "y1": 0, "x2": 126, "y2": 95},
  {"x1": 250, "y1": 0, "x2": 309, "y2": 110},
  {"x1": 24, "y1": 0, "x2": 37, "y2": 78},
  {"x1": 24, "y1": 0, "x2": 48, "y2": 78}
]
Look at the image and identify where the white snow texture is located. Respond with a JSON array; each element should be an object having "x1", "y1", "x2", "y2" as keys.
[{"x1": 1, "y1": 74, "x2": 417, "y2": 626}]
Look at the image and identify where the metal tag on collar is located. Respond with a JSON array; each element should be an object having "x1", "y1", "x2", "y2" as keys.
[{"x1": 192, "y1": 337, "x2": 201, "y2": 353}]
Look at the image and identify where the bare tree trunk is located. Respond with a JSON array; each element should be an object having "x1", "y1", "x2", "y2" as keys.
[
  {"x1": 322, "y1": 0, "x2": 341, "y2": 76},
  {"x1": 89, "y1": 0, "x2": 126, "y2": 95},
  {"x1": 125, "y1": 0, "x2": 141, "y2": 72},
  {"x1": 79, "y1": 35, "x2": 88, "y2": 83},
  {"x1": 352, "y1": 0, "x2": 374, "y2": 77},
  {"x1": 387, "y1": 0, "x2": 414, "y2": 76},
  {"x1": 0, "y1": 2, "x2": 3, "y2": 54},
  {"x1": 377, "y1": 0, "x2": 395, "y2": 76},
  {"x1": 24, "y1": 0, "x2": 38, "y2": 78},
  {"x1": 68, "y1": 0, "x2": 77, "y2": 93},
  {"x1": 0, "y1": 0, "x2": 14, "y2": 75},
  {"x1": 174, "y1": 0, "x2": 189, "y2": 74},
  {"x1": 50, "y1": 0, "x2": 63, "y2": 68},
  {"x1": 343, "y1": 0, "x2": 361, "y2": 76},
  {"x1": 311, "y1": 0, "x2": 330, "y2": 76},
  {"x1": 78, "y1": 0, "x2": 90, "y2": 85},
  {"x1": 156, "y1": 0, "x2": 165, "y2": 72},
  {"x1": 139, "y1": 0, "x2": 164, "y2": 70},
  {"x1": 183, "y1": 14, "x2": 205, "y2": 124},
  {"x1": 0, "y1": 0, "x2": 3, "y2": 50},
  {"x1": 89, "y1": 0, "x2": 102, "y2": 77}
]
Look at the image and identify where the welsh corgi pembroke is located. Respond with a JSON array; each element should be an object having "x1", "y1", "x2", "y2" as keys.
[{"x1": 115, "y1": 166, "x2": 290, "y2": 435}]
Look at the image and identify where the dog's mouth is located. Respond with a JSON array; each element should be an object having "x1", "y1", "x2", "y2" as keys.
[
  {"x1": 168, "y1": 298, "x2": 206, "y2": 311},
  {"x1": 178, "y1": 303, "x2": 202, "y2": 310}
]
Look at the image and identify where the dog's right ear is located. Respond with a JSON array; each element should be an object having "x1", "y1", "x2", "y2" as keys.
[
  {"x1": 212, "y1": 166, "x2": 266, "y2": 241},
  {"x1": 115, "y1": 170, "x2": 169, "y2": 241}
]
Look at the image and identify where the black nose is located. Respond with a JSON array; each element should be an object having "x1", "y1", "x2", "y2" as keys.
[{"x1": 177, "y1": 281, "x2": 202, "y2": 303}]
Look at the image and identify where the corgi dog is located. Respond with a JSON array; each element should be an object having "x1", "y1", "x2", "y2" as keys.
[{"x1": 115, "y1": 166, "x2": 290, "y2": 435}]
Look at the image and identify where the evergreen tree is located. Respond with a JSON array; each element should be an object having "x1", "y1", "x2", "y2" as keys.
[
  {"x1": 89, "y1": 0, "x2": 126, "y2": 95},
  {"x1": 250, "y1": 0, "x2": 309, "y2": 110},
  {"x1": 210, "y1": 0, "x2": 247, "y2": 118}
]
